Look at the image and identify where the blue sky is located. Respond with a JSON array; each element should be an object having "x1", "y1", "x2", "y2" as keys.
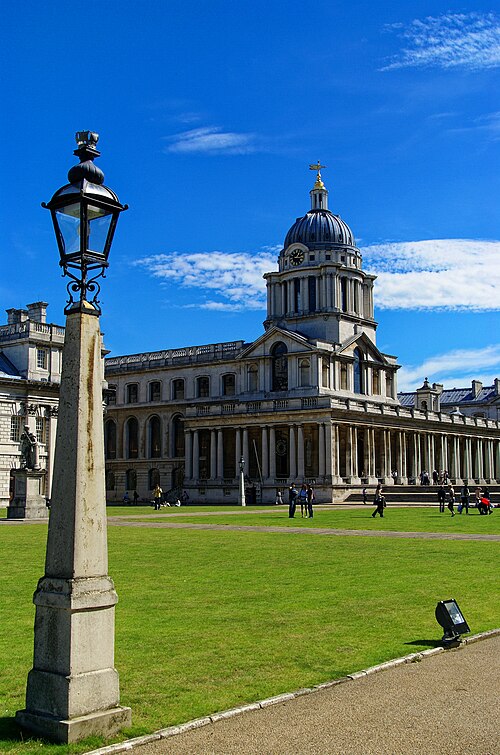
[{"x1": 1, "y1": 1, "x2": 499, "y2": 391}]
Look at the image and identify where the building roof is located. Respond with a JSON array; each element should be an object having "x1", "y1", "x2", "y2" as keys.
[
  {"x1": 284, "y1": 209, "x2": 354, "y2": 249},
  {"x1": 0, "y1": 351, "x2": 22, "y2": 379},
  {"x1": 398, "y1": 384, "x2": 500, "y2": 408}
]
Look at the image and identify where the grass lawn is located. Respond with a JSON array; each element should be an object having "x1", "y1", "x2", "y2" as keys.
[
  {"x1": 118, "y1": 505, "x2": 500, "y2": 535},
  {"x1": 0, "y1": 517, "x2": 498, "y2": 753}
]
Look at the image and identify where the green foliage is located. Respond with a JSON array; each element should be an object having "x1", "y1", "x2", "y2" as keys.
[{"x1": 0, "y1": 510, "x2": 498, "y2": 753}]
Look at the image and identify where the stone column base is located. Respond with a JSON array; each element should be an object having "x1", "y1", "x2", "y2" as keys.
[
  {"x1": 396, "y1": 477, "x2": 408, "y2": 485},
  {"x1": 16, "y1": 705, "x2": 131, "y2": 744},
  {"x1": 346, "y1": 476, "x2": 361, "y2": 485}
]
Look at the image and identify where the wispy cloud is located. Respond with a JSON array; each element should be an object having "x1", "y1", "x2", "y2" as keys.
[
  {"x1": 362, "y1": 239, "x2": 500, "y2": 311},
  {"x1": 398, "y1": 345, "x2": 500, "y2": 391},
  {"x1": 134, "y1": 250, "x2": 277, "y2": 310},
  {"x1": 164, "y1": 126, "x2": 258, "y2": 154},
  {"x1": 381, "y1": 12, "x2": 500, "y2": 71}
]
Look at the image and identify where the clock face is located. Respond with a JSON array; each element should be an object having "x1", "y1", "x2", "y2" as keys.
[{"x1": 289, "y1": 248, "x2": 305, "y2": 266}]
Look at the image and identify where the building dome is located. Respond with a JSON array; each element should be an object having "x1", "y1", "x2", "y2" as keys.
[{"x1": 284, "y1": 209, "x2": 354, "y2": 248}]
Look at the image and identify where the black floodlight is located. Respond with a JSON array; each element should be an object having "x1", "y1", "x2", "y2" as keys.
[{"x1": 435, "y1": 599, "x2": 470, "y2": 645}]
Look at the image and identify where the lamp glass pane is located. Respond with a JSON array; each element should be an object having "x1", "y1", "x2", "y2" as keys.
[
  {"x1": 446, "y1": 602, "x2": 465, "y2": 626},
  {"x1": 87, "y1": 205, "x2": 113, "y2": 254},
  {"x1": 56, "y1": 204, "x2": 81, "y2": 254}
]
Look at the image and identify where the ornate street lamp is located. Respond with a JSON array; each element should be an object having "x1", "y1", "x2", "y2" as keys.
[
  {"x1": 16, "y1": 133, "x2": 131, "y2": 743},
  {"x1": 42, "y1": 131, "x2": 127, "y2": 313},
  {"x1": 238, "y1": 455, "x2": 246, "y2": 507}
]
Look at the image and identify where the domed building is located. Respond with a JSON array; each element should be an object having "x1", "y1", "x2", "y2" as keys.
[{"x1": 99, "y1": 166, "x2": 500, "y2": 503}]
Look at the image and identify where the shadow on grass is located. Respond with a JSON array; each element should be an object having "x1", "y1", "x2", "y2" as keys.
[
  {"x1": 404, "y1": 639, "x2": 441, "y2": 648},
  {"x1": 0, "y1": 716, "x2": 21, "y2": 741}
]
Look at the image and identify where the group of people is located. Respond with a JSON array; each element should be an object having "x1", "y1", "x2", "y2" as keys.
[
  {"x1": 287, "y1": 483, "x2": 315, "y2": 518},
  {"x1": 122, "y1": 485, "x2": 189, "y2": 510},
  {"x1": 437, "y1": 484, "x2": 494, "y2": 516}
]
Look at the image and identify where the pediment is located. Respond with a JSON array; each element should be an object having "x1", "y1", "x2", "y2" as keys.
[
  {"x1": 238, "y1": 326, "x2": 317, "y2": 360},
  {"x1": 336, "y1": 332, "x2": 397, "y2": 367}
]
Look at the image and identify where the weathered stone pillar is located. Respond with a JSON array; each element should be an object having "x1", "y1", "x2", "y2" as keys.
[
  {"x1": 318, "y1": 424, "x2": 325, "y2": 477},
  {"x1": 216, "y1": 428, "x2": 224, "y2": 479},
  {"x1": 243, "y1": 428, "x2": 249, "y2": 469},
  {"x1": 235, "y1": 428, "x2": 242, "y2": 480},
  {"x1": 184, "y1": 430, "x2": 192, "y2": 480},
  {"x1": 16, "y1": 304, "x2": 131, "y2": 743},
  {"x1": 261, "y1": 426, "x2": 269, "y2": 480},
  {"x1": 297, "y1": 425, "x2": 305, "y2": 479},
  {"x1": 269, "y1": 427, "x2": 276, "y2": 479},
  {"x1": 193, "y1": 430, "x2": 200, "y2": 480},
  {"x1": 210, "y1": 429, "x2": 217, "y2": 480},
  {"x1": 289, "y1": 425, "x2": 297, "y2": 480}
]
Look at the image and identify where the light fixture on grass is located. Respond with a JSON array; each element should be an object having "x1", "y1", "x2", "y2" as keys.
[{"x1": 435, "y1": 599, "x2": 470, "y2": 645}]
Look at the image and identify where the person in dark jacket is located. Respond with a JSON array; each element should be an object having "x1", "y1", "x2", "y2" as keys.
[
  {"x1": 306, "y1": 484, "x2": 315, "y2": 519},
  {"x1": 288, "y1": 483, "x2": 298, "y2": 518},
  {"x1": 372, "y1": 489, "x2": 385, "y2": 518},
  {"x1": 437, "y1": 485, "x2": 446, "y2": 513}
]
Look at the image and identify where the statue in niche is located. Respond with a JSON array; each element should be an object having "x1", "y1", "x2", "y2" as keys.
[{"x1": 20, "y1": 426, "x2": 40, "y2": 470}]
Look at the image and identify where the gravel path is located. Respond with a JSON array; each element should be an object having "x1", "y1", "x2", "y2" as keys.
[
  {"x1": 107, "y1": 518, "x2": 500, "y2": 542},
  {"x1": 114, "y1": 634, "x2": 500, "y2": 755}
]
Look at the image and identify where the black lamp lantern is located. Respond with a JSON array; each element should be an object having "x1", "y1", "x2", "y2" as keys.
[
  {"x1": 435, "y1": 599, "x2": 470, "y2": 645},
  {"x1": 239, "y1": 456, "x2": 245, "y2": 474},
  {"x1": 42, "y1": 131, "x2": 127, "y2": 313}
]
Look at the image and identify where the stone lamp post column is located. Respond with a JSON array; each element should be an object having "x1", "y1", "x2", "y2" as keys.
[
  {"x1": 16, "y1": 132, "x2": 131, "y2": 743},
  {"x1": 238, "y1": 455, "x2": 246, "y2": 506}
]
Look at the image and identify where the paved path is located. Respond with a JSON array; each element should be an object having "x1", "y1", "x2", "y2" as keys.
[
  {"x1": 114, "y1": 634, "x2": 500, "y2": 755},
  {"x1": 107, "y1": 518, "x2": 500, "y2": 542}
]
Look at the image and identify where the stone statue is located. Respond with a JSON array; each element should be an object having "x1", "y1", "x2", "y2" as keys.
[{"x1": 20, "y1": 426, "x2": 40, "y2": 470}]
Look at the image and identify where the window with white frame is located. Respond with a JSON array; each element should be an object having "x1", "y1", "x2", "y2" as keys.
[
  {"x1": 10, "y1": 416, "x2": 24, "y2": 442},
  {"x1": 36, "y1": 416, "x2": 47, "y2": 444},
  {"x1": 37, "y1": 349, "x2": 48, "y2": 370}
]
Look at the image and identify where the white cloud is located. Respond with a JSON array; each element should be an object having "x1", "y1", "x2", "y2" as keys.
[
  {"x1": 381, "y1": 12, "x2": 500, "y2": 71},
  {"x1": 134, "y1": 250, "x2": 277, "y2": 310},
  {"x1": 398, "y1": 345, "x2": 500, "y2": 391},
  {"x1": 164, "y1": 126, "x2": 257, "y2": 154},
  {"x1": 361, "y1": 239, "x2": 500, "y2": 311}
]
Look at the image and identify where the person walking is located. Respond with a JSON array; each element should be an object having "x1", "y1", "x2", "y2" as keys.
[
  {"x1": 288, "y1": 483, "x2": 298, "y2": 519},
  {"x1": 153, "y1": 483, "x2": 163, "y2": 510},
  {"x1": 306, "y1": 484, "x2": 315, "y2": 519},
  {"x1": 299, "y1": 484, "x2": 308, "y2": 517},
  {"x1": 275, "y1": 490, "x2": 283, "y2": 506},
  {"x1": 437, "y1": 485, "x2": 446, "y2": 513},
  {"x1": 362, "y1": 487, "x2": 368, "y2": 505},
  {"x1": 133, "y1": 490, "x2": 139, "y2": 506},
  {"x1": 122, "y1": 490, "x2": 130, "y2": 505},
  {"x1": 459, "y1": 484, "x2": 470, "y2": 514},
  {"x1": 447, "y1": 485, "x2": 455, "y2": 517},
  {"x1": 372, "y1": 488, "x2": 385, "y2": 517}
]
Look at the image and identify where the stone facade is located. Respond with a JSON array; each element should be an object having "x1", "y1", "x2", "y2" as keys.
[
  {"x1": 0, "y1": 303, "x2": 62, "y2": 506},
  {"x1": 103, "y1": 174, "x2": 500, "y2": 503}
]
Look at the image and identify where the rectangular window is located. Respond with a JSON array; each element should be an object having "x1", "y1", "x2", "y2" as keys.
[
  {"x1": 172, "y1": 379, "x2": 185, "y2": 400},
  {"x1": 294, "y1": 279, "x2": 301, "y2": 312},
  {"x1": 372, "y1": 369, "x2": 380, "y2": 395},
  {"x1": 149, "y1": 382, "x2": 161, "y2": 401},
  {"x1": 386, "y1": 372, "x2": 393, "y2": 398},
  {"x1": 37, "y1": 349, "x2": 47, "y2": 369},
  {"x1": 308, "y1": 277, "x2": 316, "y2": 313},
  {"x1": 127, "y1": 384, "x2": 138, "y2": 403},
  {"x1": 340, "y1": 364, "x2": 348, "y2": 390},
  {"x1": 36, "y1": 416, "x2": 47, "y2": 444},
  {"x1": 10, "y1": 416, "x2": 23, "y2": 442}
]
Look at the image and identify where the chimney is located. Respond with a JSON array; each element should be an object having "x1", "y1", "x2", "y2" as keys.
[
  {"x1": 471, "y1": 379, "x2": 482, "y2": 398},
  {"x1": 6, "y1": 308, "x2": 28, "y2": 325},
  {"x1": 495, "y1": 378, "x2": 500, "y2": 396},
  {"x1": 26, "y1": 302, "x2": 48, "y2": 324}
]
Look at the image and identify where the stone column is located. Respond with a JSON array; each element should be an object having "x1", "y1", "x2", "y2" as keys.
[
  {"x1": 261, "y1": 427, "x2": 269, "y2": 480},
  {"x1": 318, "y1": 424, "x2": 325, "y2": 478},
  {"x1": 495, "y1": 441, "x2": 500, "y2": 481},
  {"x1": 289, "y1": 426, "x2": 297, "y2": 480},
  {"x1": 235, "y1": 428, "x2": 242, "y2": 479},
  {"x1": 269, "y1": 427, "x2": 276, "y2": 479},
  {"x1": 210, "y1": 429, "x2": 217, "y2": 480},
  {"x1": 16, "y1": 304, "x2": 131, "y2": 743},
  {"x1": 297, "y1": 425, "x2": 305, "y2": 479},
  {"x1": 243, "y1": 428, "x2": 249, "y2": 470},
  {"x1": 193, "y1": 431, "x2": 200, "y2": 480},
  {"x1": 185, "y1": 430, "x2": 192, "y2": 480},
  {"x1": 216, "y1": 428, "x2": 224, "y2": 479}
]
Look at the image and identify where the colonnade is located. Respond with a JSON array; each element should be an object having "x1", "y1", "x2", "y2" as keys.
[
  {"x1": 268, "y1": 273, "x2": 374, "y2": 320},
  {"x1": 183, "y1": 421, "x2": 500, "y2": 486}
]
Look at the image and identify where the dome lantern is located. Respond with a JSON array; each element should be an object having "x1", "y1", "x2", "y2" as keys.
[{"x1": 309, "y1": 160, "x2": 328, "y2": 210}]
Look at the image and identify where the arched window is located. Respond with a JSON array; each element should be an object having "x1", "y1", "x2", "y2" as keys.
[
  {"x1": 353, "y1": 348, "x2": 364, "y2": 394},
  {"x1": 322, "y1": 360, "x2": 329, "y2": 388},
  {"x1": 126, "y1": 469, "x2": 137, "y2": 491},
  {"x1": 126, "y1": 417, "x2": 139, "y2": 459},
  {"x1": 196, "y1": 376, "x2": 210, "y2": 398},
  {"x1": 104, "y1": 419, "x2": 116, "y2": 459},
  {"x1": 271, "y1": 342, "x2": 288, "y2": 391},
  {"x1": 247, "y1": 364, "x2": 258, "y2": 392},
  {"x1": 299, "y1": 358, "x2": 311, "y2": 387},
  {"x1": 172, "y1": 415, "x2": 185, "y2": 458},
  {"x1": 149, "y1": 381, "x2": 161, "y2": 402},
  {"x1": 148, "y1": 468, "x2": 160, "y2": 489},
  {"x1": 148, "y1": 415, "x2": 161, "y2": 458},
  {"x1": 172, "y1": 379, "x2": 185, "y2": 400},
  {"x1": 222, "y1": 373, "x2": 236, "y2": 396},
  {"x1": 105, "y1": 470, "x2": 115, "y2": 491}
]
